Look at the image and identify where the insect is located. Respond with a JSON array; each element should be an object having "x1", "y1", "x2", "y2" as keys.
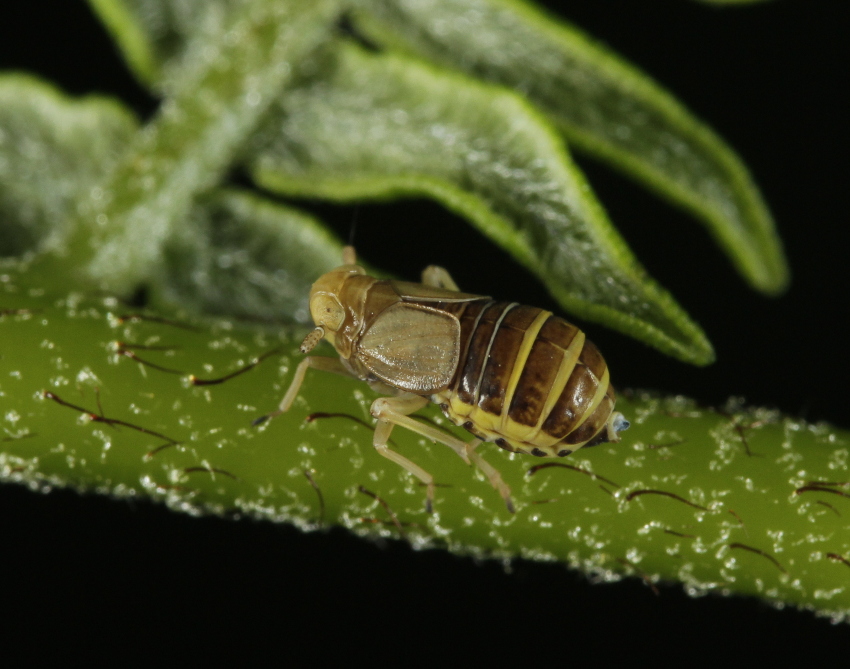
[{"x1": 256, "y1": 246, "x2": 629, "y2": 512}]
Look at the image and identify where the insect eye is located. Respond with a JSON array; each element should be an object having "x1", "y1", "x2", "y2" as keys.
[{"x1": 310, "y1": 294, "x2": 345, "y2": 331}]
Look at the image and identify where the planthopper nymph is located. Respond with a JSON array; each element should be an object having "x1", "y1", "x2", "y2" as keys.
[{"x1": 255, "y1": 246, "x2": 629, "y2": 512}]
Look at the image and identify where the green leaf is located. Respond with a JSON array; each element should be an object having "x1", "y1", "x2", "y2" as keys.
[
  {"x1": 351, "y1": 0, "x2": 788, "y2": 294},
  {"x1": 0, "y1": 74, "x2": 137, "y2": 257},
  {"x1": 248, "y1": 41, "x2": 714, "y2": 365},
  {"x1": 65, "y1": 0, "x2": 339, "y2": 294},
  {"x1": 2, "y1": 264, "x2": 848, "y2": 623},
  {"x1": 160, "y1": 188, "x2": 346, "y2": 323},
  {"x1": 86, "y1": 0, "x2": 162, "y2": 86},
  {"x1": 87, "y1": 0, "x2": 264, "y2": 90},
  {"x1": 0, "y1": 73, "x2": 345, "y2": 323}
]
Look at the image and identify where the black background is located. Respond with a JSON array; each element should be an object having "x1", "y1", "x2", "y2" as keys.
[{"x1": 2, "y1": 0, "x2": 849, "y2": 663}]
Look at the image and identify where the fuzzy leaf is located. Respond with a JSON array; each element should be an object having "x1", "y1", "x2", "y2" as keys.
[
  {"x1": 2, "y1": 264, "x2": 848, "y2": 623},
  {"x1": 0, "y1": 75, "x2": 137, "y2": 257},
  {"x1": 351, "y1": 0, "x2": 788, "y2": 294},
  {"x1": 87, "y1": 0, "x2": 258, "y2": 90},
  {"x1": 161, "y1": 188, "x2": 346, "y2": 323},
  {"x1": 86, "y1": 0, "x2": 162, "y2": 86},
  {"x1": 65, "y1": 0, "x2": 339, "y2": 294},
  {"x1": 0, "y1": 74, "x2": 344, "y2": 322},
  {"x1": 248, "y1": 41, "x2": 713, "y2": 365}
]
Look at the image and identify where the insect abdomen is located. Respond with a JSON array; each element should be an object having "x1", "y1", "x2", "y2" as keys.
[{"x1": 432, "y1": 300, "x2": 616, "y2": 457}]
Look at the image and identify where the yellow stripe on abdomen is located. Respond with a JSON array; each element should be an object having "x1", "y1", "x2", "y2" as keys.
[{"x1": 497, "y1": 309, "x2": 552, "y2": 441}]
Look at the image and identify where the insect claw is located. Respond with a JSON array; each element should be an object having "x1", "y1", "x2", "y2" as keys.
[
  {"x1": 505, "y1": 497, "x2": 516, "y2": 514},
  {"x1": 252, "y1": 414, "x2": 270, "y2": 427}
]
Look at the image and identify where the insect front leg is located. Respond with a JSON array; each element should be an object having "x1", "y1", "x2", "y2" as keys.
[
  {"x1": 464, "y1": 439, "x2": 515, "y2": 513},
  {"x1": 421, "y1": 265, "x2": 461, "y2": 291},
  {"x1": 253, "y1": 356, "x2": 352, "y2": 426},
  {"x1": 370, "y1": 393, "x2": 473, "y2": 512}
]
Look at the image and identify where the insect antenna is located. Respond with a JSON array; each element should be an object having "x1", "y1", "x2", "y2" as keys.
[
  {"x1": 299, "y1": 326, "x2": 325, "y2": 354},
  {"x1": 348, "y1": 204, "x2": 360, "y2": 246}
]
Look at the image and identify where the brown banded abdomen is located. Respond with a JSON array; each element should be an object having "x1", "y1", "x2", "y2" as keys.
[{"x1": 430, "y1": 300, "x2": 616, "y2": 457}]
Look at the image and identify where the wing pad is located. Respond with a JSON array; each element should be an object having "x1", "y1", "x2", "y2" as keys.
[{"x1": 358, "y1": 302, "x2": 460, "y2": 394}]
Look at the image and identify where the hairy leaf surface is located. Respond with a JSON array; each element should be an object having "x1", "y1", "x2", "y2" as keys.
[
  {"x1": 352, "y1": 0, "x2": 788, "y2": 293},
  {"x1": 162, "y1": 188, "x2": 346, "y2": 323},
  {"x1": 0, "y1": 75, "x2": 136, "y2": 256},
  {"x1": 70, "y1": 0, "x2": 339, "y2": 293},
  {"x1": 2, "y1": 265, "x2": 847, "y2": 623},
  {"x1": 249, "y1": 42, "x2": 713, "y2": 364}
]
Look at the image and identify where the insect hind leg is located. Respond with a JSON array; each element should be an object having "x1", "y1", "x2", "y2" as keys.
[
  {"x1": 370, "y1": 393, "x2": 472, "y2": 512},
  {"x1": 465, "y1": 439, "x2": 515, "y2": 513},
  {"x1": 373, "y1": 418, "x2": 438, "y2": 513}
]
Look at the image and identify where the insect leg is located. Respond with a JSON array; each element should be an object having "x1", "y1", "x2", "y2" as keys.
[
  {"x1": 253, "y1": 356, "x2": 352, "y2": 425},
  {"x1": 342, "y1": 245, "x2": 357, "y2": 265},
  {"x1": 373, "y1": 418, "x2": 437, "y2": 513},
  {"x1": 421, "y1": 265, "x2": 460, "y2": 291},
  {"x1": 370, "y1": 393, "x2": 473, "y2": 512},
  {"x1": 465, "y1": 439, "x2": 515, "y2": 513},
  {"x1": 370, "y1": 395, "x2": 471, "y2": 464}
]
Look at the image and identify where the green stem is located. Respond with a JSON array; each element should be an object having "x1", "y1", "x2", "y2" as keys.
[
  {"x1": 63, "y1": 1, "x2": 338, "y2": 293},
  {"x1": 1, "y1": 260, "x2": 847, "y2": 623}
]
